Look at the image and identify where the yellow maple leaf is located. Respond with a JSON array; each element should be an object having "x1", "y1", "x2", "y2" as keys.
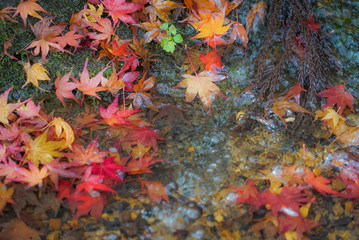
[
  {"x1": 22, "y1": 62, "x2": 50, "y2": 91},
  {"x1": 48, "y1": 117, "x2": 75, "y2": 150},
  {"x1": 83, "y1": 3, "x2": 103, "y2": 23},
  {"x1": 315, "y1": 107, "x2": 345, "y2": 129},
  {"x1": 174, "y1": 71, "x2": 225, "y2": 110},
  {"x1": 23, "y1": 129, "x2": 64, "y2": 166}
]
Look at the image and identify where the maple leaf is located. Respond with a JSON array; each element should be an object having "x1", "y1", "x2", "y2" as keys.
[
  {"x1": 15, "y1": 162, "x2": 49, "y2": 188},
  {"x1": 3, "y1": 36, "x2": 18, "y2": 60},
  {"x1": 45, "y1": 158, "x2": 81, "y2": 189},
  {"x1": 272, "y1": 97, "x2": 313, "y2": 128},
  {"x1": 145, "y1": 0, "x2": 183, "y2": 22},
  {"x1": 25, "y1": 18, "x2": 66, "y2": 62},
  {"x1": 55, "y1": 72, "x2": 80, "y2": 107},
  {"x1": 13, "y1": 0, "x2": 49, "y2": 28},
  {"x1": 72, "y1": 193, "x2": 106, "y2": 220},
  {"x1": 315, "y1": 107, "x2": 345, "y2": 129},
  {"x1": 16, "y1": 99, "x2": 41, "y2": 120},
  {"x1": 103, "y1": 0, "x2": 143, "y2": 25},
  {"x1": 141, "y1": 180, "x2": 169, "y2": 203},
  {"x1": 191, "y1": 9, "x2": 231, "y2": 45},
  {"x1": 47, "y1": 117, "x2": 75, "y2": 150},
  {"x1": 22, "y1": 62, "x2": 50, "y2": 91},
  {"x1": 0, "y1": 7, "x2": 17, "y2": 23},
  {"x1": 23, "y1": 129, "x2": 64, "y2": 166},
  {"x1": 174, "y1": 71, "x2": 226, "y2": 110},
  {"x1": 126, "y1": 154, "x2": 164, "y2": 174},
  {"x1": 66, "y1": 139, "x2": 107, "y2": 165},
  {"x1": 127, "y1": 75, "x2": 155, "y2": 109},
  {"x1": 77, "y1": 59, "x2": 107, "y2": 103},
  {"x1": 130, "y1": 35, "x2": 160, "y2": 72},
  {"x1": 52, "y1": 30, "x2": 83, "y2": 49},
  {"x1": 101, "y1": 65, "x2": 125, "y2": 95},
  {"x1": 152, "y1": 103, "x2": 190, "y2": 125},
  {"x1": 300, "y1": 15, "x2": 320, "y2": 34},
  {"x1": 135, "y1": 19, "x2": 165, "y2": 43},
  {"x1": 83, "y1": 3, "x2": 104, "y2": 23},
  {"x1": 86, "y1": 15, "x2": 114, "y2": 45},
  {"x1": 0, "y1": 181, "x2": 15, "y2": 214},
  {"x1": 228, "y1": 20, "x2": 248, "y2": 48},
  {"x1": 283, "y1": 83, "x2": 307, "y2": 105},
  {"x1": 229, "y1": 179, "x2": 262, "y2": 208},
  {"x1": 306, "y1": 172, "x2": 339, "y2": 196},
  {"x1": 317, "y1": 84, "x2": 354, "y2": 115},
  {"x1": 121, "y1": 126, "x2": 165, "y2": 152},
  {"x1": 0, "y1": 160, "x2": 20, "y2": 184},
  {"x1": 245, "y1": 2, "x2": 267, "y2": 33},
  {"x1": 76, "y1": 167, "x2": 116, "y2": 195},
  {"x1": 91, "y1": 156, "x2": 127, "y2": 182},
  {"x1": 200, "y1": 50, "x2": 222, "y2": 73},
  {"x1": 100, "y1": 94, "x2": 140, "y2": 126},
  {"x1": 0, "y1": 87, "x2": 22, "y2": 125},
  {"x1": 131, "y1": 141, "x2": 151, "y2": 159}
]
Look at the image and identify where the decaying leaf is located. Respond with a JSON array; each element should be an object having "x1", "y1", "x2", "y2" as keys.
[{"x1": 246, "y1": 2, "x2": 267, "y2": 33}]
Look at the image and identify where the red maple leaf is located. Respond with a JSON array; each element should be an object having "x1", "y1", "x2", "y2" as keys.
[
  {"x1": 102, "y1": 0, "x2": 143, "y2": 25},
  {"x1": 76, "y1": 167, "x2": 116, "y2": 194},
  {"x1": 91, "y1": 156, "x2": 127, "y2": 183},
  {"x1": 229, "y1": 179, "x2": 262, "y2": 208},
  {"x1": 200, "y1": 50, "x2": 222, "y2": 74},
  {"x1": 121, "y1": 126, "x2": 165, "y2": 152},
  {"x1": 100, "y1": 94, "x2": 140, "y2": 126},
  {"x1": 126, "y1": 154, "x2": 164, "y2": 175},
  {"x1": 306, "y1": 172, "x2": 339, "y2": 196},
  {"x1": 283, "y1": 83, "x2": 307, "y2": 104},
  {"x1": 317, "y1": 84, "x2": 354, "y2": 115},
  {"x1": 71, "y1": 192, "x2": 107, "y2": 220},
  {"x1": 300, "y1": 15, "x2": 320, "y2": 34}
]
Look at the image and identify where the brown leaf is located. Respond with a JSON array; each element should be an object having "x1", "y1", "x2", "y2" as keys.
[
  {"x1": 246, "y1": 2, "x2": 267, "y2": 33},
  {"x1": 0, "y1": 219, "x2": 41, "y2": 240}
]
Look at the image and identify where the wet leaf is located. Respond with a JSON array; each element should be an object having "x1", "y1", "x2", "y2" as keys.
[
  {"x1": 141, "y1": 180, "x2": 169, "y2": 203},
  {"x1": 174, "y1": 71, "x2": 226, "y2": 110},
  {"x1": 318, "y1": 84, "x2": 354, "y2": 115},
  {"x1": 0, "y1": 219, "x2": 41, "y2": 240},
  {"x1": 246, "y1": 2, "x2": 266, "y2": 33}
]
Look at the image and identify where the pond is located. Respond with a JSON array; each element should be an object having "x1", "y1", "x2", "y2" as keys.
[{"x1": 0, "y1": 0, "x2": 359, "y2": 239}]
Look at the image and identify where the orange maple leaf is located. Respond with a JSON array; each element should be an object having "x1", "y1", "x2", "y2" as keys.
[
  {"x1": 0, "y1": 87, "x2": 22, "y2": 125},
  {"x1": 25, "y1": 18, "x2": 66, "y2": 62},
  {"x1": 306, "y1": 172, "x2": 339, "y2": 196},
  {"x1": 13, "y1": 0, "x2": 49, "y2": 28},
  {"x1": 86, "y1": 15, "x2": 114, "y2": 45},
  {"x1": 191, "y1": 8, "x2": 231, "y2": 47},
  {"x1": 141, "y1": 180, "x2": 169, "y2": 203},
  {"x1": 174, "y1": 71, "x2": 226, "y2": 110}
]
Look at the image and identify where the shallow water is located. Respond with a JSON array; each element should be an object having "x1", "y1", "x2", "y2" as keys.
[{"x1": 1, "y1": 0, "x2": 359, "y2": 239}]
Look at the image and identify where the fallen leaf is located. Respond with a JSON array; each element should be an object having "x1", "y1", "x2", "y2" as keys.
[
  {"x1": 318, "y1": 84, "x2": 354, "y2": 115},
  {"x1": 145, "y1": 0, "x2": 183, "y2": 22},
  {"x1": 174, "y1": 71, "x2": 226, "y2": 110},
  {"x1": 0, "y1": 219, "x2": 41, "y2": 240},
  {"x1": 25, "y1": 18, "x2": 66, "y2": 62},
  {"x1": 23, "y1": 129, "x2": 63, "y2": 166},
  {"x1": 141, "y1": 180, "x2": 169, "y2": 203},
  {"x1": 13, "y1": 0, "x2": 49, "y2": 28},
  {"x1": 246, "y1": 2, "x2": 266, "y2": 33},
  {"x1": 22, "y1": 62, "x2": 50, "y2": 90},
  {"x1": 103, "y1": 0, "x2": 143, "y2": 25},
  {"x1": 0, "y1": 7, "x2": 17, "y2": 23},
  {"x1": 55, "y1": 72, "x2": 80, "y2": 107}
]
